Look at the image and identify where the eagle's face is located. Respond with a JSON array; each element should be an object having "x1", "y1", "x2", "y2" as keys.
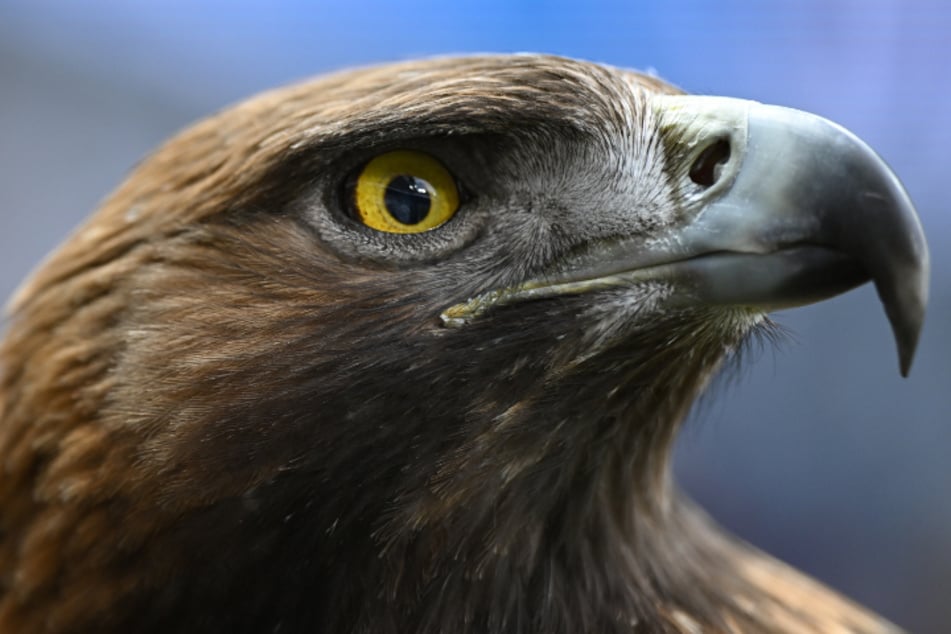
[{"x1": 0, "y1": 55, "x2": 926, "y2": 633}]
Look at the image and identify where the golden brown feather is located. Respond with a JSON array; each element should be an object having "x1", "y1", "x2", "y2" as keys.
[{"x1": 0, "y1": 54, "x2": 917, "y2": 633}]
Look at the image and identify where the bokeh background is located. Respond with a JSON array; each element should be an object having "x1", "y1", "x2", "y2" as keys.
[{"x1": 1, "y1": 1, "x2": 948, "y2": 630}]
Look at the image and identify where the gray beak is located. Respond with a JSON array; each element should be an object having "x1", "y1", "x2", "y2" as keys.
[
  {"x1": 442, "y1": 96, "x2": 929, "y2": 377},
  {"x1": 653, "y1": 96, "x2": 929, "y2": 376}
]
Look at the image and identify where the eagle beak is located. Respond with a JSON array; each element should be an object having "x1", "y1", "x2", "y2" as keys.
[
  {"x1": 441, "y1": 96, "x2": 929, "y2": 376},
  {"x1": 650, "y1": 95, "x2": 929, "y2": 376}
]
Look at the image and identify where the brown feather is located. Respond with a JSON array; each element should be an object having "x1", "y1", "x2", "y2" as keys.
[{"x1": 0, "y1": 54, "x2": 900, "y2": 633}]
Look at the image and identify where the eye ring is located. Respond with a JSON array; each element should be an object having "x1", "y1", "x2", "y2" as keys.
[{"x1": 350, "y1": 150, "x2": 460, "y2": 234}]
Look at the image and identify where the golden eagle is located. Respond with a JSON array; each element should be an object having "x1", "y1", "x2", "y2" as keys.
[{"x1": 0, "y1": 55, "x2": 928, "y2": 633}]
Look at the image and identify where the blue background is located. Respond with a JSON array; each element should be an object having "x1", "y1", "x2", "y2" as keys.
[{"x1": 1, "y1": 1, "x2": 948, "y2": 631}]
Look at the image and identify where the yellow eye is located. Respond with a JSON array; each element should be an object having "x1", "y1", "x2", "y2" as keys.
[{"x1": 351, "y1": 150, "x2": 460, "y2": 233}]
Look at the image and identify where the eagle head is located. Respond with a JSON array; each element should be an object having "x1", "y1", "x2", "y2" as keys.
[{"x1": 0, "y1": 55, "x2": 927, "y2": 633}]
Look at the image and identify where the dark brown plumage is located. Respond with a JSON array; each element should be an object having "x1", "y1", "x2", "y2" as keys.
[{"x1": 0, "y1": 55, "x2": 927, "y2": 633}]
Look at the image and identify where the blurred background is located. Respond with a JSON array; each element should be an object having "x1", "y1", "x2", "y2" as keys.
[{"x1": 0, "y1": 0, "x2": 948, "y2": 630}]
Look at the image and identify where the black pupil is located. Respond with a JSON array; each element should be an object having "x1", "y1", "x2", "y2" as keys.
[{"x1": 384, "y1": 175, "x2": 432, "y2": 225}]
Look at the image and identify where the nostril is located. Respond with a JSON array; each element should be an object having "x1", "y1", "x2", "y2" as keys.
[{"x1": 689, "y1": 138, "x2": 731, "y2": 187}]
